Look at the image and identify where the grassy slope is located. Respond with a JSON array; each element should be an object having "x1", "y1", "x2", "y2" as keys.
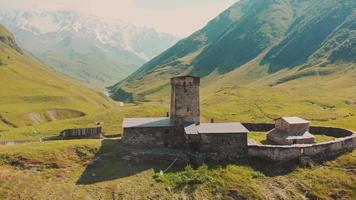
[
  {"x1": 0, "y1": 140, "x2": 354, "y2": 200},
  {"x1": 1, "y1": 15, "x2": 356, "y2": 200},
  {"x1": 0, "y1": 34, "x2": 121, "y2": 139},
  {"x1": 110, "y1": 0, "x2": 355, "y2": 102},
  {"x1": 37, "y1": 45, "x2": 141, "y2": 87}
]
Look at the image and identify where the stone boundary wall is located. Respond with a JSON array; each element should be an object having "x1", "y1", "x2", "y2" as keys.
[
  {"x1": 242, "y1": 123, "x2": 354, "y2": 137},
  {"x1": 41, "y1": 135, "x2": 63, "y2": 141},
  {"x1": 242, "y1": 123, "x2": 275, "y2": 132},
  {"x1": 0, "y1": 139, "x2": 39, "y2": 145},
  {"x1": 244, "y1": 123, "x2": 356, "y2": 162},
  {"x1": 60, "y1": 127, "x2": 102, "y2": 139}
]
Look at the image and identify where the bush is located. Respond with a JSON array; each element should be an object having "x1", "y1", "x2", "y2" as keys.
[{"x1": 154, "y1": 164, "x2": 215, "y2": 190}]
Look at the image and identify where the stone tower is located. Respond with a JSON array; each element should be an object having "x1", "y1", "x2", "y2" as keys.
[{"x1": 170, "y1": 76, "x2": 200, "y2": 125}]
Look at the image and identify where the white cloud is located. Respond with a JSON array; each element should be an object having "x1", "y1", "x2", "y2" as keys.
[{"x1": 0, "y1": 0, "x2": 237, "y2": 37}]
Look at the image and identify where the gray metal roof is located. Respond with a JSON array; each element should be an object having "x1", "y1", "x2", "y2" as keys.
[
  {"x1": 196, "y1": 123, "x2": 249, "y2": 134},
  {"x1": 123, "y1": 117, "x2": 173, "y2": 128},
  {"x1": 280, "y1": 117, "x2": 310, "y2": 124},
  {"x1": 184, "y1": 124, "x2": 198, "y2": 135}
]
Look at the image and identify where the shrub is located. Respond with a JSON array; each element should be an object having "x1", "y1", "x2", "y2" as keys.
[{"x1": 154, "y1": 164, "x2": 215, "y2": 190}]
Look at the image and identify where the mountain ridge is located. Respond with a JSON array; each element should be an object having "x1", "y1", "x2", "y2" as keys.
[
  {"x1": 0, "y1": 10, "x2": 179, "y2": 86},
  {"x1": 0, "y1": 24, "x2": 116, "y2": 129},
  {"x1": 110, "y1": 0, "x2": 356, "y2": 102}
]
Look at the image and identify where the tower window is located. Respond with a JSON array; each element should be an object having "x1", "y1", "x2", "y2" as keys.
[
  {"x1": 184, "y1": 88, "x2": 188, "y2": 93},
  {"x1": 187, "y1": 107, "x2": 190, "y2": 112}
]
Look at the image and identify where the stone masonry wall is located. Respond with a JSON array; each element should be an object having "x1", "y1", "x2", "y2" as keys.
[
  {"x1": 248, "y1": 134, "x2": 356, "y2": 162},
  {"x1": 123, "y1": 127, "x2": 185, "y2": 148},
  {"x1": 60, "y1": 127, "x2": 102, "y2": 139},
  {"x1": 242, "y1": 123, "x2": 354, "y2": 138},
  {"x1": 246, "y1": 123, "x2": 356, "y2": 162},
  {"x1": 275, "y1": 119, "x2": 309, "y2": 134},
  {"x1": 199, "y1": 133, "x2": 247, "y2": 153},
  {"x1": 170, "y1": 76, "x2": 200, "y2": 124}
]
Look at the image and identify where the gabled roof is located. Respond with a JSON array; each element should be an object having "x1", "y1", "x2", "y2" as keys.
[
  {"x1": 277, "y1": 117, "x2": 310, "y2": 124},
  {"x1": 123, "y1": 117, "x2": 173, "y2": 128}
]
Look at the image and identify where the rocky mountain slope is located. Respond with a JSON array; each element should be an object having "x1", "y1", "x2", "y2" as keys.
[
  {"x1": 0, "y1": 10, "x2": 178, "y2": 86},
  {"x1": 0, "y1": 24, "x2": 116, "y2": 130},
  {"x1": 110, "y1": 0, "x2": 356, "y2": 101}
]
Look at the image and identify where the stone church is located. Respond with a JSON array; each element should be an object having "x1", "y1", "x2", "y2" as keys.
[{"x1": 122, "y1": 76, "x2": 249, "y2": 153}]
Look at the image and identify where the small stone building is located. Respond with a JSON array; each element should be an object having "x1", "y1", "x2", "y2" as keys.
[
  {"x1": 122, "y1": 76, "x2": 249, "y2": 153},
  {"x1": 60, "y1": 127, "x2": 102, "y2": 139},
  {"x1": 267, "y1": 117, "x2": 315, "y2": 145}
]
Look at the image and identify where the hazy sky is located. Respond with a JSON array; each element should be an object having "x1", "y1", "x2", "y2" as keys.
[{"x1": 0, "y1": 0, "x2": 237, "y2": 37}]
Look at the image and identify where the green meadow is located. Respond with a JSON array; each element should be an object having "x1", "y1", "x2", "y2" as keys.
[{"x1": 1, "y1": 22, "x2": 355, "y2": 200}]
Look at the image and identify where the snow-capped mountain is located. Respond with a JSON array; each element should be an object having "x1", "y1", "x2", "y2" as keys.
[{"x1": 0, "y1": 10, "x2": 179, "y2": 86}]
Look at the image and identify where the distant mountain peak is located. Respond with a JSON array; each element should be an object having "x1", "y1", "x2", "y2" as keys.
[
  {"x1": 0, "y1": 10, "x2": 179, "y2": 86},
  {"x1": 110, "y1": 0, "x2": 356, "y2": 102},
  {"x1": 0, "y1": 10, "x2": 178, "y2": 61}
]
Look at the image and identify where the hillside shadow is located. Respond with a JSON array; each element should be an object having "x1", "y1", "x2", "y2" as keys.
[
  {"x1": 77, "y1": 139, "x2": 348, "y2": 185},
  {"x1": 76, "y1": 139, "x2": 163, "y2": 185}
]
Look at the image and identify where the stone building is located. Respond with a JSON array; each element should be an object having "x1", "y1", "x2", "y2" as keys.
[
  {"x1": 122, "y1": 76, "x2": 249, "y2": 153},
  {"x1": 60, "y1": 127, "x2": 102, "y2": 139},
  {"x1": 267, "y1": 117, "x2": 315, "y2": 145},
  {"x1": 170, "y1": 76, "x2": 200, "y2": 125}
]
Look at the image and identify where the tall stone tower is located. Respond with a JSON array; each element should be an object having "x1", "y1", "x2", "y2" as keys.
[{"x1": 170, "y1": 76, "x2": 200, "y2": 125}]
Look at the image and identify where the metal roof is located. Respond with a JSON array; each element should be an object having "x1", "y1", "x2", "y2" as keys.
[
  {"x1": 196, "y1": 123, "x2": 249, "y2": 134},
  {"x1": 280, "y1": 117, "x2": 310, "y2": 124},
  {"x1": 184, "y1": 124, "x2": 198, "y2": 135},
  {"x1": 123, "y1": 117, "x2": 173, "y2": 128}
]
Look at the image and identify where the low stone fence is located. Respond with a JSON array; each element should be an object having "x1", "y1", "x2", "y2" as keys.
[
  {"x1": 242, "y1": 123, "x2": 275, "y2": 132},
  {"x1": 60, "y1": 127, "x2": 102, "y2": 139},
  {"x1": 309, "y1": 126, "x2": 354, "y2": 137},
  {"x1": 243, "y1": 123, "x2": 354, "y2": 137},
  {"x1": 0, "y1": 139, "x2": 39, "y2": 145},
  {"x1": 41, "y1": 135, "x2": 63, "y2": 141},
  {"x1": 247, "y1": 127, "x2": 356, "y2": 162}
]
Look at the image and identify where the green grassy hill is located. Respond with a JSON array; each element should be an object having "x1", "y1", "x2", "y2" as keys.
[
  {"x1": 0, "y1": 23, "x2": 355, "y2": 200},
  {"x1": 110, "y1": 0, "x2": 356, "y2": 102},
  {"x1": 36, "y1": 35, "x2": 144, "y2": 86},
  {"x1": 0, "y1": 139, "x2": 354, "y2": 200},
  {"x1": 0, "y1": 24, "x2": 120, "y2": 140}
]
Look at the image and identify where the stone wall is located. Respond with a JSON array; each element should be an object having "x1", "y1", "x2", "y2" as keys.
[
  {"x1": 242, "y1": 123, "x2": 354, "y2": 138},
  {"x1": 123, "y1": 127, "x2": 185, "y2": 148},
  {"x1": 199, "y1": 133, "x2": 247, "y2": 153},
  {"x1": 248, "y1": 134, "x2": 356, "y2": 162},
  {"x1": 242, "y1": 123, "x2": 275, "y2": 132},
  {"x1": 60, "y1": 127, "x2": 102, "y2": 139},
  {"x1": 309, "y1": 126, "x2": 354, "y2": 137},
  {"x1": 245, "y1": 123, "x2": 355, "y2": 162},
  {"x1": 275, "y1": 119, "x2": 309, "y2": 134}
]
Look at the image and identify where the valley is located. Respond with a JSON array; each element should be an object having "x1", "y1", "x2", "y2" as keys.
[
  {"x1": 0, "y1": 10, "x2": 178, "y2": 86},
  {"x1": 0, "y1": 0, "x2": 355, "y2": 199}
]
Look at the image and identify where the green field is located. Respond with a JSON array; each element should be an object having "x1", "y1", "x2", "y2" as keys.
[
  {"x1": 0, "y1": 139, "x2": 355, "y2": 199},
  {"x1": 1, "y1": 23, "x2": 356, "y2": 199}
]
